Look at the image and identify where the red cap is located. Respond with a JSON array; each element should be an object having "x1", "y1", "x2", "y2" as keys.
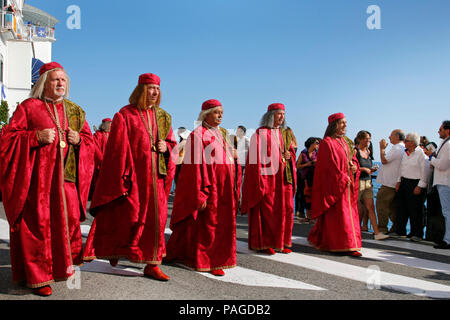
[
  {"x1": 102, "y1": 118, "x2": 112, "y2": 122},
  {"x1": 138, "y1": 73, "x2": 160, "y2": 85},
  {"x1": 268, "y1": 103, "x2": 285, "y2": 111},
  {"x1": 328, "y1": 112, "x2": 345, "y2": 124},
  {"x1": 39, "y1": 62, "x2": 64, "y2": 76},
  {"x1": 201, "y1": 99, "x2": 222, "y2": 111}
]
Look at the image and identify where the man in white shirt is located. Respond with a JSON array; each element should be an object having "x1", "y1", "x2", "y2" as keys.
[
  {"x1": 376, "y1": 129, "x2": 405, "y2": 233},
  {"x1": 235, "y1": 125, "x2": 250, "y2": 173},
  {"x1": 231, "y1": 125, "x2": 250, "y2": 211},
  {"x1": 393, "y1": 132, "x2": 430, "y2": 242},
  {"x1": 425, "y1": 120, "x2": 450, "y2": 249}
]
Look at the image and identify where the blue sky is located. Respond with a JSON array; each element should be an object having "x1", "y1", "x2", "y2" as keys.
[{"x1": 29, "y1": 0, "x2": 450, "y2": 156}]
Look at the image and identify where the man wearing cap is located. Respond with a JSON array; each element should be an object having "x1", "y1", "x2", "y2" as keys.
[
  {"x1": 0, "y1": 62, "x2": 95, "y2": 295},
  {"x1": 89, "y1": 118, "x2": 112, "y2": 199},
  {"x1": 308, "y1": 113, "x2": 362, "y2": 256},
  {"x1": 82, "y1": 73, "x2": 176, "y2": 281},
  {"x1": 241, "y1": 103, "x2": 297, "y2": 255},
  {"x1": 166, "y1": 99, "x2": 241, "y2": 276}
]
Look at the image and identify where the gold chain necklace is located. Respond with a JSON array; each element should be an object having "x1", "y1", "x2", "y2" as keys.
[
  {"x1": 272, "y1": 128, "x2": 286, "y2": 163},
  {"x1": 203, "y1": 122, "x2": 234, "y2": 164},
  {"x1": 44, "y1": 100, "x2": 67, "y2": 148},
  {"x1": 138, "y1": 107, "x2": 157, "y2": 152}
]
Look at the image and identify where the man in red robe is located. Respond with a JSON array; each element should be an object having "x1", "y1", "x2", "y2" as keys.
[
  {"x1": 0, "y1": 62, "x2": 95, "y2": 296},
  {"x1": 89, "y1": 118, "x2": 112, "y2": 199},
  {"x1": 241, "y1": 103, "x2": 297, "y2": 255},
  {"x1": 308, "y1": 113, "x2": 362, "y2": 256},
  {"x1": 83, "y1": 73, "x2": 176, "y2": 281},
  {"x1": 166, "y1": 99, "x2": 241, "y2": 276}
]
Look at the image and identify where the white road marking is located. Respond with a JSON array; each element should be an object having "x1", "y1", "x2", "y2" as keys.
[
  {"x1": 80, "y1": 259, "x2": 143, "y2": 277},
  {"x1": 363, "y1": 238, "x2": 450, "y2": 257},
  {"x1": 236, "y1": 240, "x2": 450, "y2": 299},
  {"x1": 291, "y1": 236, "x2": 450, "y2": 275},
  {"x1": 80, "y1": 224, "x2": 91, "y2": 237},
  {"x1": 197, "y1": 266, "x2": 326, "y2": 290},
  {"x1": 0, "y1": 218, "x2": 9, "y2": 244}
]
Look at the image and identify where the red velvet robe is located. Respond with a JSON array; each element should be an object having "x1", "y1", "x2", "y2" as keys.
[
  {"x1": 308, "y1": 136, "x2": 362, "y2": 252},
  {"x1": 83, "y1": 105, "x2": 176, "y2": 264},
  {"x1": 89, "y1": 130, "x2": 109, "y2": 199},
  {"x1": 241, "y1": 127, "x2": 297, "y2": 251},
  {"x1": 0, "y1": 98, "x2": 94, "y2": 288},
  {"x1": 166, "y1": 125, "x2": 241, "y2": 271},
  {"x1": 0, "y1": 124, "x2": 6, "y2": 201}
]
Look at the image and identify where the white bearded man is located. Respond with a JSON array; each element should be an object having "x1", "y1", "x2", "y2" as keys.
[
  {"x1": 166, "y1": 99, "x2": 241, "y2": 275},
  {"x1": 0, "y1": 62, "x2": 95, "y2": 296}
]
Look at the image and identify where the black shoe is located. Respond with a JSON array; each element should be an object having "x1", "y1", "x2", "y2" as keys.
[
  {"x1": 433, "y1": 241, "x2": 450, "y2": 249},
  {"x1": 389, "y1": 232, "x2": 406, "y2": 238}
]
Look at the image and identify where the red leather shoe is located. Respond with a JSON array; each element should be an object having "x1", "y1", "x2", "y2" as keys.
[
  {"x1": 109, "y1": 259, "x2": 119, "y2": 267},
  {"x1": 349, "y1": 251, "x2": 362, "y2": 257},
  {"x1": 210, "y1": 269, "x2": 225, "y2": 276},
  {"x1": 264, "y1": 248, "x2": 275, "y2": 255},
  {"x1": 281, "y1": 248, "x2": 292, "y2": 254},
  {"x1": 33, "y1": 285, "x2": 52, "y2": 297},
  {"x1": 144, "y1": 265, "x2": 170, "y2": 281}
]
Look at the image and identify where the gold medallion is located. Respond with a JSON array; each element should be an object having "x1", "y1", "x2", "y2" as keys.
[{"x1": 60, "y1": 140, "x2": 67, "y2": 149}]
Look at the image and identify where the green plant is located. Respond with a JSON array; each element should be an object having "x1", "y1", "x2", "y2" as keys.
[{"x1": 0, "y1": 100, "x2": 9, "y2": 125}]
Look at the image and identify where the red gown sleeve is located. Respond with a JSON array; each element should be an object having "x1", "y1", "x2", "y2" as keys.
[
  {"x1": 93, "y1": 132, "x2": 104, "y2": 170},
  {"x1": 76, "y1": 120, "x2": 95, "y2": 221},
  {"x1": 163, "y1": 127, "x2": 177, "y2": 198},
  {"x1": 0, "y1": 103, "x2": 39, "y2": 227},
  {"x1": 169, "y1": 128, "x2": 211, "y2": 228},
  {"x1": 240, "y1": 130, "x2": 264, "y2": 214},
  {"x1": 90, "y1": 112, "x2": 138, "y2": 215}
]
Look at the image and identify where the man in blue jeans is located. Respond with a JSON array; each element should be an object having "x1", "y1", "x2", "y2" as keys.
[{"x1": 426, "y1": 120, "x2": 450, "y2": 249}]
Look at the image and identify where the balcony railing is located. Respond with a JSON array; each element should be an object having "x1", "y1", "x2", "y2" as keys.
[
  {"x1": 0, "y1": 10, "x2": 55, "y2": 41},
  {"x1": 25, "y1": 23, "x2": 55, "y2": 40}
]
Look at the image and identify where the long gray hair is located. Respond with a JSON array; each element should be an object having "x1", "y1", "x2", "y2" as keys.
[
  {"x1": 197, "y1": 106, "x2": 222, "y2": 122},
  {"x1": 259, "y1": 110, "x2": 287, "y2": 129},
  {"x1": 30, "y1": 68, "x2": 71, "y2": 99}
]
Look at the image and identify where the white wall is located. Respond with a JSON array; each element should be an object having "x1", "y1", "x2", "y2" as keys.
[
  {"x1": 6, "y1": 40, "x2": 32, "y2": 113},
  {"x1": 6, "y1": 40, "x2": 31, "y2": 88},
  {"x1": 32, "y1": 41, "x2": 52, "y2": 63}
]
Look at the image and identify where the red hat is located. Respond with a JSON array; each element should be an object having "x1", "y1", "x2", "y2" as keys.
[
  {"x1": 138, "y1": 73, "x2": 160, "y2": 85},
  {"x1": 328, "y1": 112, "x2": 345, "y2": 124},
  {"x1": 102, "y1": 118, "x2": 112, "y2": 122},
  {"x1": 201, "y1": 99, "x2": 222, "y2": 111},
  {"x1": 268, "y1": 103, "x2": 285, "y2": 111},
  {"x1": 39, "y1": 62, "x2": 64, "y2": 76}
]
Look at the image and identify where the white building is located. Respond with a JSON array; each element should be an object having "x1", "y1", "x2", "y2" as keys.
[{"x1": 0, "y1": 0, "x2": 57, "y2": 117}]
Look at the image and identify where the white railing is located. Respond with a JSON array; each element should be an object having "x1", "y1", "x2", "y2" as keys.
[{"x1": 0, "y1": 10, "x2": 55, "y2": 41}]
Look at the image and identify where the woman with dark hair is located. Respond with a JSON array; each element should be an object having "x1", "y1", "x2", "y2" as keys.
[
  {"x1": 355, "y1": 130, "x2": 389, "y2": 240},
  {"x1": 355, "y1": 131, "x2": 374, "y2": 231},
  {"x1": 296, "y1": 137, "x2": 320, "y2": 223}
]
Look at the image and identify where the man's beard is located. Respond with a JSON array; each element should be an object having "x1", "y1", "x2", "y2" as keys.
[{"x1": 55, "y1": 87, "x2": 65, "y2": 97}]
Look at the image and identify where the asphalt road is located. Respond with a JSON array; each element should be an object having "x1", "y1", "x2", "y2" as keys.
[{"x1": 1, "y1": 199, "x2": 449, "y2": 315}]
